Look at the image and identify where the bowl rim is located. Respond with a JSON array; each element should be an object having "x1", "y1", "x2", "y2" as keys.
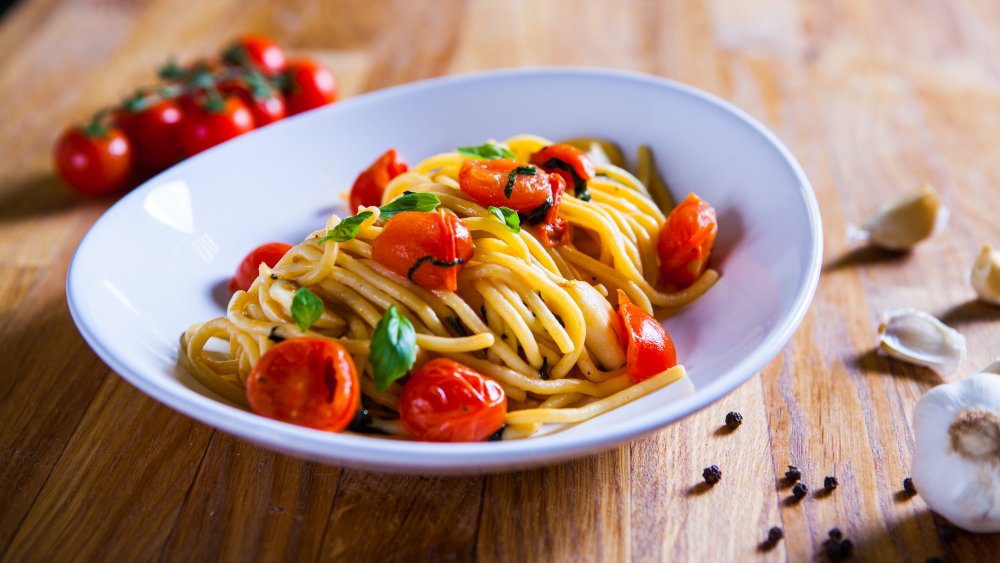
[{"x1": 67, "y1": 66, "x2": 823, "y2": 473}]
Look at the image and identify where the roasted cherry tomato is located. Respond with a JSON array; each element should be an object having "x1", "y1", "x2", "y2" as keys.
[
  {"x1": 220, "y1": 79, "x2": 287, "y2": 127},
  {"x1": 230, "y1": 242, "x2": 293, "y2": 292},
  {"x1": 531, "y1": 173, "x2": 571, "y2": 248},
  {"x1": 458, "y1": 158, "x2": 552, "y2": 213},
  {"x1": 179, "y1": 95, "x2": 255, "y2": 156},
  {"x1": 371, "y1": 209, "x2": 473, "y2": 291},
  {"x1": 349, "y1": 149, "x2": 409, "y2": 211},
  {"x1": 247, "y1": 338, "x2": 360, "y2": 432},
  {"x1": 53, "y1": 126, "x2": 133, "y2": 196},
  {"x1": 115, "y1": 100, "x2": 184, "y2": 175},
  {"x1": 283, "y1": 59, "x2": 338, "y2": 115},
  {"x1": 399, "y1": 358, "x2": 507, "y2": 442},
  {"x1": 657, "y1": 193, "x2": 717, "y2": 288},
  {"x1": 223, "y1": 34, "x2": 286, "y2": 75},
  {"x1": 616, "y1": 289, "x2": 677, "y2": 383},
  {"x1": 530, "y1": 144, "x2": 595, "y2": 199}
]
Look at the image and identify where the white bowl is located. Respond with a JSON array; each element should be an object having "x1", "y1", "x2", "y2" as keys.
[{"x1": 67, "y1": 68, "x2": 822, "y2": 474}]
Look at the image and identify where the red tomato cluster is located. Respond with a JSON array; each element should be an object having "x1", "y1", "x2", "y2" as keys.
[{"x1": 54, "y1": 34, "x2": 339, "y2": 196}]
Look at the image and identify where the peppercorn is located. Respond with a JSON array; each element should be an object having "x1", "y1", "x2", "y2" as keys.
[
  {"x1": 767, "y1": 526, "x2": 784, "y2": 543},
  {"x1": 725, "y1": 411, "x2": 743, "y2": 429},
  {"x1": 824, "y1": 476, "x2": 839, "y2": 491},
  {"x1": 703, "y1": 465, "x2": 722, "y2": 485},
  {"x1": 903, "y1": 477, "x2": 917, "y2": 496},
  {"x1": 822, "y1": 534, "x2": 853, "y2": 561},
  {"x1": 828, "y1": 528, "x2": 843, "y2": 541},
  {"x1": 792, "y1": 482, "x2": 808, "y2": 500},
  {"x1": 785, "y1": 465, "x2": 802, "y2": 482}
]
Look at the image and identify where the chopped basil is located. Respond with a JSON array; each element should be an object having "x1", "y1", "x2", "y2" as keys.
[
  {"x1": 504, "y1": 166, "x2": 537, "y2": 198},
  {"x1": 456, "y1": 143, "x2": 516, "y2": 160},
  {"x1": 370, "y1": 305, "x2": 417, "y2": 392},
  {"x1": 444, "y1": 314, "x2": 470, "y2": 337},
  {"x1": 406, "y1": 256, "x2": 467, "y2": 281},
  {"x1": 290, "y1": 287, "x2": 323, "y2": 332},
  {"x1": 488, "y1": 206, "x2": 520, "y2": 233},
  {"x1": 519, "y1": 195, "x2": 553, "y2": 226},
  {"x1": 317, "y1": 211, "x2": 374, "y2": 244},
  {"x1": 541, "y1": 157, "x2": 591, "y2": 201},
  {"x1": 317, "y1": 193, "x2": 441, "y2": 244}
]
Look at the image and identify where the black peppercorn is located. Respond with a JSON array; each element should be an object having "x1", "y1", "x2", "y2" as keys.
[
  {"x1": 823, "y1": 534, "x2": 853, "y2": 561},
  {"x1": 785, "y1": 465, "x2": 802, "y2": 482},
  {"x1": 828, "y1": 528, "x2": 843, "y2": 541},
  {"x1": 903, "y1": 477, "x2": 917, "y2": 496},
  {"x1": 725, "y1": 411, "x2": 743, "y2": 429},
  {"x1": 824, "y1": 476, "x2": 839, "y2": 491},
  {"x1": 767, "y1": 526, "x2": 784, "y2": 543},
  {"x1": 702, "y1": 465, "x2": 722, "y2": 485},
  {"x1": 792, "y1": 482, "x2": 808, "y2": 499}
]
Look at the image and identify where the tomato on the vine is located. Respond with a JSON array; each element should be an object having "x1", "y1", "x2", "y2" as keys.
[
  {"x1": 348, "y1": 149, "x2": 409, "y2": 211},
  {"x1": 220, "y1": 79, "x2": 287, "y2": 127},
  {"x1": 115, "y1": 100, "x2": 184, "y2": 175},
  {"x1": 657, "y1": 193, "x2": 717, "y2": 288},
  {"x1": 283, "y1": 59, "x2": 338, "y2": 115},
  {"x1": 230, "y1": 242, "x2": 293, "y2": 293},
  {"x1": 53, "y1": 126, "x2": 133, "y2": 196},
  {"x1": 223, "y1": 34, "x2": 286, "y2": 75},
  {"x1": 399, "y1": 358, "x2": 507, "y2": 442},
  {"x1": 246, "y1": 338, "x2": 360, "y2": 432},
  {"x1": 371, "y1": 209, "x2": 473, "y2": 291},
  {"x1": 616, "y1": 289, "x2": 677, "y2": 383},
  {"x1": 179, "y1": 95, "x2": 255, "y2": 156}
]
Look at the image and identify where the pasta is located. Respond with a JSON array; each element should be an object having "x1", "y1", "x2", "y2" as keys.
[{"x1": 180, "y1": 135, "x2": 719, "y2": 441}]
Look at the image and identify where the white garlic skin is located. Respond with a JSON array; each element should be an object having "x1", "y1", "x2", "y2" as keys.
[
  {"x1": 971, "y1": 244, "x2": 1000, "y2": 305},
  {"x1": 912, "y1": 373, "x2": 1000, "y2": 533},
  {"x1": 860, "y1": 183, "x2": 948, "y2": 250},
  {"x1": 878, "y1": 309, "x2": 966, "y2": 375}
]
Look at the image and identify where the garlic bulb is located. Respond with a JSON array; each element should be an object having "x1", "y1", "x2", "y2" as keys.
[
  {"x1": 971, "y1": 244, "x2": 1000, "y2": 305},
  {"x1": 878, "y1": 309, "x2": 966, "y2": 375},
  {"x1": 851, "y1": 183, "x2": 948, "y2": 250},
  {"x1": 912, "y1": 368, "x2": 1000, "y2": 532}
]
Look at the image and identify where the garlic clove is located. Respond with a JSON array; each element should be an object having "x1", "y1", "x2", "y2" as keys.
[
  {"x1": 878, "y1": 308, "x2": 966, "y2": 375},
  {"x1": 971, "y1": 244, "x2": 1000, "y2": 305},
  {"x1": 857, "y1": 183, "x2": 948, "y2": 250}
]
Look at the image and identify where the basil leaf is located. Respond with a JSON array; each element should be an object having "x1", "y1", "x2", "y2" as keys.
[
  {"x1": 488, "y1": 206, "x2": 521, "y2": 233},
  {"x1": 504, "y1": 165, "x2": 536, "y2": 198},
  {"x1": 370, "y1": 305, "x2": 417, "y2": 392},
  {"x1": 378, "y1": 192, "x2": 441, "y2": 219},
  {"x1": 317, "y1": 211, "x2": 374, "y2": 244},
  {"x1": 291, "y1": 287, "x2": 324, "y2": 332},
  {"x1": 456, "y1": 143, "x2": 515, "y2": 160}
]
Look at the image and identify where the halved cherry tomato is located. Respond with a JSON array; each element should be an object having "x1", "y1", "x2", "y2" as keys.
[
  {"x1": 399, "y1": 358, "x2": 507, "y2": 442},
  {"x1": 458, "y1": 158, "x2": 551, "y2": 213},
  {"x1": 657, "y1": 193, "x2": 717, "y2": 288},
  {"x1": 371, "y1": 209, "x2": 473, "y2": 291},
  {"x1": 53, "y1": 126, "x2": 133, "y2": 196},
  {"x1": 230, "y1": 242, "x2": 293, "y2": 292},
  {"x1": 530, "y1": 144, "x2": 595, "y2": 199},
  {"x1": 531, "y1": 173, "x2": 571, "y2": 248},
  {"x1": 115, "y1": 100, "x2": 184, "y2": 175},
  {"x1": 179, "y1": 95, "x2": 255, "y2": 156},
  {"x1": 348, "y1": 149, "x2": 409, "y2": 211},
  {"x1": 220, "y1": 79, "x2": 287, "y2": 127},
  {"x1": 247, "y1": 338, "x2": 360, "y2": 432},
  {"x1": 223, "y1": 34, "x2": 286, "y2": 75},
  {"x1": 616, "y1": 289, "x2": 677, "y2": 382},
  {"x1": 283, "y1": 59, "x2": 338, "y2": 115}
]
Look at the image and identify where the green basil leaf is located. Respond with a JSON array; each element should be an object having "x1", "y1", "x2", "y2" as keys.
[
  {"x1": 317, "y1": 211, "x2": 374, "y2": 244},
  {"x1": 370, "y1": 305, "x2": 417, "y2": 392},
  {"x1": 456, "y1": 143, "x2": 516, "y2": 160},
  {"x1": 378, "y1": 192, "x2": 441, "y2": 219},
  {"x1": 291, "y1": 287, "x2": 324, "y2": 332},
  {"x1": 488, "y1": 206, "x2": 521, "y2": 233}
]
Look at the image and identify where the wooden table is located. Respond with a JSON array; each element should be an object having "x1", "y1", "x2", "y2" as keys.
[{"x1": 2, "y1": 0, "x2": 999, "y2": 560}]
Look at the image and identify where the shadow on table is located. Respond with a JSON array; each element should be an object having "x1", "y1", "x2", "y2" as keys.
[
  {"x1": 938, "y1": 298, "x2": 1000, "y2": 327},
  {"x1": 822, "y1": 246, "x2": 910, "y2": 274},
  {"x1": 849, "y1": 348, "x2": 941, "y2": 385},
  {"x1": 0, "y1": 172, "x2": 109, "y2": 224}
]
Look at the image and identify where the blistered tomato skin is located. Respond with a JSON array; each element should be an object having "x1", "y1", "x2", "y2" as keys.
[
  {"x1": 371, "y1": 209, "x2": 473, "y2": 291},
  {"x1": 458, "y1": 159, "x2": 552, "y2": 213},
  {"x1": 349, "y1": 149, "x2": 409, "y2": 211},
  {"x1": 399, "y1": 358, "x2": 507, "y2": 442},
  {"x1": 616, "y1": 289, "x2": 677, "y2": 382},
  {"x1": 657, "y1": 193, "x2": 718, "y2": 288}
]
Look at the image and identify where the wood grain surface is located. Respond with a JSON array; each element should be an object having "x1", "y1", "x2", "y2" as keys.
[{"x1": 2, "y1": 0, "x2": 999, "y2": 561}]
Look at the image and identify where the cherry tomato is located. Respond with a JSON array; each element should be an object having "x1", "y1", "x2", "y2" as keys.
[
  {"x1": 530, "y1": 144, "x2": 595, "y2": 198},
  {"x1": 115, "y1": 100, "x2": 184, "y2": 175},
  {"x1": 53, "y1": 126, "x2": 133, "y2": 196},
  {"x1": 657, "y1": 193, "x2": 718, "y2": 288},
  {"x1": 179, "y1": 96, "x2": 255, "y2": 156},
  {"x1": 531, "y1": 173, "x2": 571, "y2": 248},
  {"x1": 247, "y1": 338, "x2": 360, "y2": 432},
  {"x1": 283, "y1": 59, "x2": 338, "y2": 115},
  {"x1": 220, "y1": 79, "x2": 287, "y2": 127},
  {"x1": 349, "y1": 149, "x2": 409, "y2": 211},
  {"x1": 371, "y1": 209, "x2": 473, "y2": 291},
  {"x1": 230, "y1": 242, "x2": 293, "y2": 293},
  {"x1": 223, "y1": 34, "x2": 286, "y2": 74},
  {"x1": 616, "y1": 289, "x2": 677, "y2": 383},
  {"x1": 399, "y1": 358, "x2": 507, "y2": 442},
  {"x1": 458, "y1": 158, "x2": 552, "y2": 213}
]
